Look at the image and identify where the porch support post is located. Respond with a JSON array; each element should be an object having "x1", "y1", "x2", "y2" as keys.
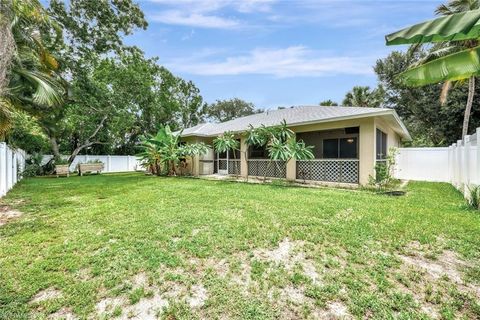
[
  {"x1": 193, "y1": 155, "x2": 200, "y2": 176},
  {"x1": 240, "y1": 136, "x2": 248, "y2": 178},
  {"x1": 359, "y1": 118, "x2": 375, "y2": 185},
  {"x1": 286, "y1": 133, "x2": 296, "y2": 181}
]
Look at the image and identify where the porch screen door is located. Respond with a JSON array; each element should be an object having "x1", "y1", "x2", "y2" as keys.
[{"x1": 217, "y1": 151, "x2": 228, "y2": 175}]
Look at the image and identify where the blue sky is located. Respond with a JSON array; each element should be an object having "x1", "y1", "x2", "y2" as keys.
[{"x1": 126, "y1": 0, "x2": 443, "y2": 109}]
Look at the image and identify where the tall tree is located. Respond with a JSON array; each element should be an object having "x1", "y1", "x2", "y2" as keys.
[
  {"x1": 342, "y1": 86, "x2": 385, "y2": 108},
  {"x1": 0, "y1": 0, "x2": 65, "y2": 137},
  {"x1": 319, "y1": 100, "x2": 338, "y2": 106},
  {"x1": 206, "y1": 98, "x2": 259, "y2": 122},
  {"x1": 37, "y1": 0, "x2": 148, "y2": 161},
  {"x1": 172, "y1": 79, "x2": 206, "y2": 128},
  {"x1": 374, "y1": 49, "x2": 479, "y2": 146},
  {"x1": 386, "y1": 1, "x2": 480, "y2": 138},
  {"x1": 434, "y1": 0, "x2": 478, "y2": 138}
]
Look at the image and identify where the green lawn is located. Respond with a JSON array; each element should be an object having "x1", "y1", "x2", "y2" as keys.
[{"x1": 1, "y1": 174, "x2": 479, "y2": 320}]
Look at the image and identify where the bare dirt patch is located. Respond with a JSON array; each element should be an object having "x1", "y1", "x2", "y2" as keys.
[
  {"x1": 96, "y1": 296, "x2": 127, "y2": 315},
  {"x1": 399, "y1": 250, "x2": 466, "y2": 284},
  {"x1": 186, "y1": 284, "x2": 208, "y2": 308},
  {"x1": 131, "y1": 272, "x2": 148, "y2": 288},
  {"x1": 47, "y1": 307, "x2": 78, "y2": 320},
  {"x1": 0, "y1": 205, "x2": 22, "y2": 226},
  {"x1": 30, "y1": 287, "x2": 63, "y2": 304},
  {"x1": 253, "y1": 238, "x2": 320, "y2": 284},
  {"x1": 96, "y1": 272, "x2": 208, "y2": 319},
  {"x1": 313, "y1": 301, "x2": 352, "y2": 319},
  {"x1": 395, "y1": 242, "x2": 480, "y2": 318}
]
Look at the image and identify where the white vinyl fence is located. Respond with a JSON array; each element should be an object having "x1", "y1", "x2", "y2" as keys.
[
  {"x1": 395, "y1": 127, "x2": 479, "y2": 197},
  {"x1": 0, "y1": 143, "x2": 26, "y2": 197},
  {"x1": 42, "y1": 154, "x2": 143, "y2": 173}
]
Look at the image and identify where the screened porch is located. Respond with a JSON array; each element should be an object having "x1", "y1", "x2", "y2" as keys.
[{"x1": 295, "y1": 127, "x2": 360, "y2": 184}]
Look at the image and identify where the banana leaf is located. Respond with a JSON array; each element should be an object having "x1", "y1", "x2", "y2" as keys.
[
  {"x1": 398, "y1": 46, "x2": 480, "y2": 86},
  {"x1": 386, "y1": 9, "x2": 480, "y2": 45}
]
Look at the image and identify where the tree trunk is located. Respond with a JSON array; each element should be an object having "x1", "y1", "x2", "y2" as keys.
[
  {"x1": 462, "y1": 76, "x2": 475, "y2": 139},
  {"x1": 170, "y1": 160, "x2": 176, "y2": 176},
  {"x1": 49, "y1": 136, "x2": 61, "y2": 159},
  {"x1": 68, "y1": 146, "x2": 84, "y2": 164},
  {"x1": 67, "y1": 115, "x2": 108, "y2": 164}
]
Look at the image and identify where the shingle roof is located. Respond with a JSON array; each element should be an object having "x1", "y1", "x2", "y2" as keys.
[{"x1": 181, "y1": 106, "x2": 410, "y2": 139}]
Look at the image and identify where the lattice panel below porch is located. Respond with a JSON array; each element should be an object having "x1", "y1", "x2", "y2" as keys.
[
  {"x1": 296, "y1": 160, "x2": 359, "y2": 183},
  {"x1": 247, "y1": 160, "x2": 286, "y2": 178}
]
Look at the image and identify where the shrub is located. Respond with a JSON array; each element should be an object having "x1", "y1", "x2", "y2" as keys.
[
  {"x1": 368, "y1": 147, "x2": 400, "y2": 191},
  {"x1": 22, "y1": 153, "x2": 44, "y2": 177},
  {"x1": 23, "y1": 163, "x2": 41, "y2": 177},
  {"x1": 468, "y1": 185, "x2": 480, "y2": 210}
]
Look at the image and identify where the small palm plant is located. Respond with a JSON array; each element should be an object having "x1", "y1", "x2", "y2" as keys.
[{"x1": 246, "y1": 120, "x2": 314, "y2": 182}]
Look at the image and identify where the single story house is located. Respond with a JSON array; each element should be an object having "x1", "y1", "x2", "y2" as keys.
[{"x1": 181, "y1": 106, "x2": 411, "y2": 186}]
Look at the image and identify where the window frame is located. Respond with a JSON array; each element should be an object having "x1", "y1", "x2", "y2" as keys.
[
  {"x1": 322, "y1": 137, "x2": 358, "y2": 159},
  {"x1": 376, "y1": 129, "x2": 388, "y2": 160}
]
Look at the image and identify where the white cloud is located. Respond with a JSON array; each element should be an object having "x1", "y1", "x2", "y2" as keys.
[
  {"x1": 165, "y1": 46, "x2": 374, "y2": 77},
  {"x1": 235, "y1": 0, "x2": 276, "y2": 13},
  {"x1": 148, "y1": 0, "x2": 277, "y2": 28},
  {"x1": 149, "y1": 0, "x2": 276, "y2": 13},
  {"x1": 151, "y1": 10, "x2": 239, "y2": 29}
]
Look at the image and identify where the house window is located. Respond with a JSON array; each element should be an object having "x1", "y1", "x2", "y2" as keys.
[
  {"x1": 249, "y1": 145, "x2": 267, "y2": 159},
  {"x1": 322, "y1": 138, "x2": 358, "y2": 159},
  {"x1": 376, "y1": 129, "x2": 388, "y2": 159},
  {"x1": 323, "y1": 139, "x2": 338, "y2": 158},
  {"x1": 340, "y1": 137, "x2": 358, "y2": 158}
]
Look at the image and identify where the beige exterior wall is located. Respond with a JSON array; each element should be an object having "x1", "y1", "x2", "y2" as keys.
[
  {"x1": 181, "y1": 136, "x2": 214, "y2": 176},
  {"x1": 374, "y1": 117, "x2": 402, "y2": 151},
  {"x1": 240, "y1": 137, "x2": 248, "y2": 178},
  {"x1": 184, "y1": 115, "x2": 405, "y2": 185}
]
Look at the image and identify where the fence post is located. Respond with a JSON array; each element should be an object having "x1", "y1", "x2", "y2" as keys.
[
  {"x1": 464, "y1": 135, "x2": 471, "y2": 190},
  {"x1": 107, "y1": 155, "x2": 111, "y2": 172},
  {"x1": 12, "y1": 151, "x2": 17, "y2": 185},
  {"x1": 127, "y1": 156, "x2": 131, "y2": 171},
  {"x1": 476, "y1": 127, "x2": 480, "y2": 185},
  {"x1": 456, "y1": 140, "x2": 462, "y2": 190},
  {"x1": 0, "y1": 143, "x2": 6, "y2": 196},
  {"x1": 452, "y1": 143, "x2": 458, "y2": 188},
  {"x1": 6, "y1": 146, "x2": 12, "y2": 191}
]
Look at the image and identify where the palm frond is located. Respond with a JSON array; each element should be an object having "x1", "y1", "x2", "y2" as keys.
[
  {"x1": 398, "y1": 45, "x2": 480, "y2": 86},
  {"x1": 386, "y1": 9, "x2": 480, "y2": 45},
  {"x1": 0, "y1": 98, "x2": 14, "y2": 138},
  {"x1": 14, "y1": 68, "x2": 65, "y2": 106}
]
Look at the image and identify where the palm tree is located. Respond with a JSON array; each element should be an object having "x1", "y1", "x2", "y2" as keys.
[
  {"x1": 386, "y1": 0, "x2": 480, "y2": 138},
  {"x1": 0, "y1": 0, "x2": 65, "y2": 137},
  {"x1": 342, "y1": 86, "x2": 385, "y2": 108},
  {"x1": 434, "y1": 0, "x2": 479, "y2": 139},
  {"x1": 246, "y1": 121, "x2": 314, "y2": 182}
]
